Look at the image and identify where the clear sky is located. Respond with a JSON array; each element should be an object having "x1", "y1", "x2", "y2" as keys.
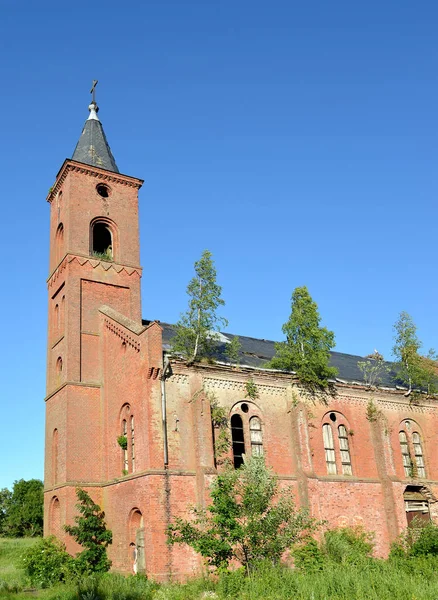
[{"x1": 0, "y1": 0, "x2": 437, "y2": 489}]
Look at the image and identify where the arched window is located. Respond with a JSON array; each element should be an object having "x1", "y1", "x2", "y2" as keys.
[
  {"x1": 51, "y1": 497, "x2": 61, "y2": 537},
  {"x1": 323, "y1": 423, "x2": 337, "y2": 474},
  {"x1": 131, "y1": 416, "x2": 135, "y2": 473},
  {"x1": 231, "y1": 414, "x2": 245, "y2": 469},
  {"x1": 122, "y1": 419, "x2": 128, "y2": 472},
  {"x1": 338, "y1": 425, "x2": 352, "y2": 475},
  {"x1": 91, "y1": 220, "x2": 113, "y2": 260},
  {"x1": 399, "y1": 431, "x2": 413, "y2": 477},
  {"x1": 412, "y1": 432, "x2": 426, "y2": 478},
  {"x1": 54, "y1": 304, "x2": 59, "y2": 334},
  {"x1": 52, "y1": 429, "x2": 59, "y2": 485},
  {"x1": 249, "y1": 416, "x2": 263, "y2": 456},
  {"x1": 399, "y1": 420, "x2": 426, "y2": 479},
  {"x1": 322, "y1": 412, "x2": 353, "y2": 476},
  {"x1": 60, "y1": 295, "x2": 65, "y2": 332},
  {"x1": 55, "y1": 223, "x2": 64, "y2": 265}
]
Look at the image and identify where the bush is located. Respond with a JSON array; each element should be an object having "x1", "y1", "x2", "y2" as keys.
[
  {"x1": 391, "y1": 520, "x2": 438, "y2": 559},
  {"x1": 293, "y1": 538, "x2": 325, "y2": 572},
  {"x1": 322, "y1": 526, "x2": 374, "y2": 565},
  {"x1": 22, "y1": 536, "x2": 71, "y2": 588}
]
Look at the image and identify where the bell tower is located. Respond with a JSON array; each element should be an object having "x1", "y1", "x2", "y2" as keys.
[{"x1": 44, "y1": 88, "x2": 144, "y2": 527}]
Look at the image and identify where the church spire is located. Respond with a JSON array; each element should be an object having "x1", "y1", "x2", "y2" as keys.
[{"x1": 72, "y1": 81, "x2": 119, "y2": 173}]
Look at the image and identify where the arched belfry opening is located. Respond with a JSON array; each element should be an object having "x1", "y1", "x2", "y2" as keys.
[{"x1": 91, "y1": 220, "x2": 113, "y2": 260}]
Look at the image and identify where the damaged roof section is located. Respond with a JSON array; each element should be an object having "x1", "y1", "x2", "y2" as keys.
[{"x1": 142, "y1": 320, "x2": 400, "y2": 388}]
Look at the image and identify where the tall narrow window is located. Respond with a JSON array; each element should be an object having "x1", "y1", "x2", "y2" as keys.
[
  {"x1": 52, "y1": 429, "x2": 59, "y2": 485},
  {"x1": 249, "y1": 416, "x2": 263, "y2": 456},
  {"x1": 54, "y1": 304, "x2": 59, "y2": 335},
  {"x1": 323, "y1": 424, "x2": 337, "y2": 474},
  {"x1": 338, "y1": 425, "x2": 352, "y2": 475},
  {"x1": 412, "y1": 432, "x2": 426, "y2": 478},
  {"x1": 399, "y1": 431, "x2": 413, "y2": 477},
  {"x1": 131, "y1": 416, "x2": 135, "y2": 473},
  {"x1": 122, "y1": 419, "x2": 128, "y2": 472},
  {"x1": 231, "y1": 414, "x2": 245, "y2": 469},
  {"x1": 55, "y1": 223, "x2": 64, "y2": 265}
]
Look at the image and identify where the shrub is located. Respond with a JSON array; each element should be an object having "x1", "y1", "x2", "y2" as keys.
[
  {"x1": 322, "y1": 526, "x2": 374, "y2": 565},
  {"x1": 64, "y1": 489, "x2": 113, "y2": 575},
  {"x1": 22, "y1": 536, "x2": 71, "y2": 587},
  {"x1": 293, "y1": 538, "x2": 325, "y2": 572}
]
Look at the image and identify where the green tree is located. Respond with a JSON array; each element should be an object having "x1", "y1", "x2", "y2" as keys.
[
  {"x1": 225, "y1": 335, "x2": 241, "y2": 366},
  {"x1": 64, "y1": 488, "x2": 112, "y2": 574},
  {"x1": 4, "y1": 479, "x2": 43, "y2": 537},
  {"x1": 171, "y1": 250, "x2": 228, "y2": 363},
  {"x1": 0, "y1": 488, "x2": 12, "y2": 535},
  {"x1": 268, "y1": 286, "x2": 337, "y2": 389},
  {"x1": 357, "y1": 350, "x2": 390, "y2": 388},
  {"x1": 167, "y1": 457, "x2": 317, "y2": 573},
  {"x1": 393, "y1": 312, "x2": 437, "y2": 395}
]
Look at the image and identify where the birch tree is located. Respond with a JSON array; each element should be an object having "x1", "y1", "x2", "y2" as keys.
[
  {"x1": 171, "y1": 250, "x2": 227, "y2": 363},
  {"x1": 268, "y1": 286, "x2": 337, "y2": 389}
]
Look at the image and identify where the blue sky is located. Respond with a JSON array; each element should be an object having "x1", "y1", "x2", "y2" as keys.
[{"x1": 1, "y1": 0, "x2": 437, "y2": 489}]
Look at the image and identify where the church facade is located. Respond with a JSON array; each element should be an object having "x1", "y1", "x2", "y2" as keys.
[{"x1": 44, "y1": 98, "x2": 438, "y2": 579}]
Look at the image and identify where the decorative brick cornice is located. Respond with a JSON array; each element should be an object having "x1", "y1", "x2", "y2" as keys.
[
  {"x1": 48, "y1": 254, "x2": 142, "y2": 287},
  {"x1": 203, "y1": 376, "x2": 286, "y2": 397},
  {"x1": 336, "y1": 392, "x2": 438, "y2": 414},
  {"x1": 47, "y1": 160, "x2": 143, "y2": 202},
  {"x1": 168, "y1": 373, "x2": 189, "y2": 385},
  {"x1": 104, "y1": 319, "x2": 140, "y2": 352}
]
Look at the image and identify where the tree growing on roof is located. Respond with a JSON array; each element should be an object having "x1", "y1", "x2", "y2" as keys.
[
  {"x1": 267, "y1": 286, "x2": 337, "y2": 390},
  {"x1": 392, "y1": 312, "x2": 437, "y2": 396},
  {"x1": 170, "y1": 250, "x2": 228, "y2": 364}
]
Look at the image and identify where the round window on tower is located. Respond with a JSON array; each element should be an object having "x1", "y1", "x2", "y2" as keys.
[{"x1": 96, "y1": 183, "x2": 110, "y2": 198}]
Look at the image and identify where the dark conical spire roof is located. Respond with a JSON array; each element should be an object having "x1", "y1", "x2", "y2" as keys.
[{"x1": 72, "y1": 101, "x2": 119, "y2": 173}]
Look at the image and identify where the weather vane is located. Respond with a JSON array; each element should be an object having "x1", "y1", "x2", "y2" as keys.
[{"x1": 90, "y1": 80, "x2": 98, "y2": 104}]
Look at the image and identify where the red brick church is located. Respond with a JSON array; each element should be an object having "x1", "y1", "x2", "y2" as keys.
[{"x1": 44, "y1": 94, "x2": 438, "y2": 579}]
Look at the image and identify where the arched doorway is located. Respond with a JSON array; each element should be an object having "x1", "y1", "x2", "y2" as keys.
[
  {"x1": 404, "y1": 485, "x2": 430, "y2": 526},
  {"x1": 129, "y1": 509, "x2": 145, "y2": 574}
]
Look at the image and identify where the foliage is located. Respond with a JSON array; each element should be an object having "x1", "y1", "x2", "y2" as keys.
[
  {"x1": 267, "y1": 286, "x2": 337, "y2": 390},
  {"x1": 366, "y1": 398, "x2": 381, "y2": 422},
  {"x1": 2, "y1": 479, "x2": 43, "y2": 537},
  {"x1": 22, "y1": 536, "x2": 71, "y2": 588},
  {"x1": 92, "y1": 250, "x2": 113, "y2": 262},
  {"x1": 293, "y1": 527, "x2": 373, "y2": 572},
  {"x1": 322, "y1": 526, "x2": 374, "y2": 565},
  {"x1": 358, "y1": 350, "x2": 390, "y2": 388},
  {"x1": 171, "y1": 250, "x2": 228, "y2": 363},
  {"x1": 244, "y1": 377, "x2": 259, "y2": 400},
  {"x1": 0, "y1": 488, "x2": 12, "y2": 534},
  {"x1": 393, "y1": 311, "x2": 437, "y2": 395},
  {"x1": 64, "y1": 489, "x2": 112, "y2": 575},
  {"x1": 117, "y1": 435, "x2": 128, "y2": 450},
  {"x1": 210, "y1": 397, "x2": 231, "y2": 464},
  {"x1": 390, "y1": 520, "x2": 438, "y2": 559},
  {"x1": 225, "y1": 335, "x2": 241, "y2": 366},
  {"x1": 167, "y1": 457, "x2": 317, "y2": 573}
]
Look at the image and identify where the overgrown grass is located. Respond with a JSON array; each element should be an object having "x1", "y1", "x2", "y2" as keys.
[{"x1": 4, "y1": 536, "x2": 438, "y2": 599}]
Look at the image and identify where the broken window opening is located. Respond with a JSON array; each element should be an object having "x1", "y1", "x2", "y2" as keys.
[
  {"x1": 404, "y1": 485, "x2": 430, "y2": 526},
  {"x1": 122, "y1": 419, "x2": 128, "y2": 472},
  {"x1": 92, "y1": 222, "x2": 113, "y2": 261},
  {"x1": 231, "y1": 414, "x2": 245, "y2": 469}
]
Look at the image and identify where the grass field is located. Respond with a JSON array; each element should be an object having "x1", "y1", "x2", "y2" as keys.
[{"x1": 3, "y1": 537, "x2": 438, "y2": 599}]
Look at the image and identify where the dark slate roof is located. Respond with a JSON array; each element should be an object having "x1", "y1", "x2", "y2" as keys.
[
  {"x1": 72, "y1": 107, "x2": 119, "y2": 173},
  {"x1": 142, "y1": 320, "x2": 400, "y2": 388}
]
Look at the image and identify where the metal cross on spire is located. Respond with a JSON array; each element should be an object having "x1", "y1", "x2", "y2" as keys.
[{"x1": 90, "y1": 79, "x2": 98, "y2": 104}]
